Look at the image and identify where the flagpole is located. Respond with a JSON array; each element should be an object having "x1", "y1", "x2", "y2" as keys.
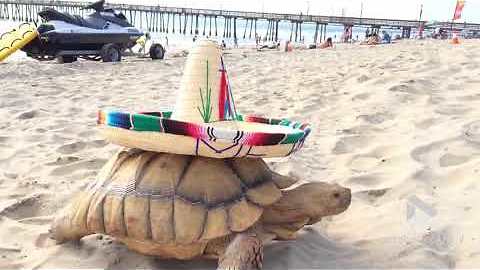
[
  {"x1": 451, "y1": 5, "x2": 455, "y2": 37},
  {"x1": 451, "y1": 1, "x2": 458, "y2": 37},
  {"x1": 418, "y1": 4, "x2": 423, "y2": 38},
  {"x1": 451, "y1": 0, "x2": 466, "y2": 37}
]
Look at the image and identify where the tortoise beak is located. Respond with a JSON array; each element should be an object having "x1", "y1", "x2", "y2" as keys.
[
  {"x1": 335, "y1": 186, "x2": 351, "y2": 213},
  {"x1": 343, "y1": 188, "x2": 352, "y2": 209}
]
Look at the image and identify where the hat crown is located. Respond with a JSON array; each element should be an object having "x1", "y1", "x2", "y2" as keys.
[{"x1": 171, "y1": 40, "x2": 237, "y2": 123}]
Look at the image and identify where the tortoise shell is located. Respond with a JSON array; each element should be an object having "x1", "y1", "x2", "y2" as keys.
[{"x1": 64, "y1": 149, "x2": 286, "y2": 247}]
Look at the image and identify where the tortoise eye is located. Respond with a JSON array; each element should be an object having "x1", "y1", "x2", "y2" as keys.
[{"x1": 333, "y1": 192, "x2": 340, "y2": 199}]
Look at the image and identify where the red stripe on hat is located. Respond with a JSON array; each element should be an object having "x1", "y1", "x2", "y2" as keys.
[{"x1": 218, "y1": 67, "x2": 227, "y2": 120}]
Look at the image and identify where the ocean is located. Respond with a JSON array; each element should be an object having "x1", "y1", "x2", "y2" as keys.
[{"x1": 1, "y1": 13, "x2": 412, "y2": 61}]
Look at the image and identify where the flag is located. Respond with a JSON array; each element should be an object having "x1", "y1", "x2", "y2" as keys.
[
  {"x1": 418, "y1": 23, "x2": 424, "y2": 38},
  {"x1": 453, "y1": 0, "x2": 465, "y2": 20}
]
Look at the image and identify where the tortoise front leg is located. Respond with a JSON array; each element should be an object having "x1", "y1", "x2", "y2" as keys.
[
  {"x1": 50, "y1": 192, "x2": 94, "y2": 243},
  {"x1": 217, "y1": 233, "x2": 263, "y2": 270}
]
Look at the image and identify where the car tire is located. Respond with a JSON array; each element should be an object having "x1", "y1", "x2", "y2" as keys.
[
  {"x1": 149, "y1": 43, "x2": 165, "y2": 60},
  {"x1": 56, "y1": 55, "x2": 77, "y2": 64},
  {"x1": 101, "y1": 43, "x2": 122, "y2": 62}
]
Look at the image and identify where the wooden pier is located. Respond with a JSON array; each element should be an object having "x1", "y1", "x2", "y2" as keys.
[
  {"x1": 426, "y1": 21, "x2": 480, "y2": 32},
  {"x1": 1, "y1": 0, "x2": 479, "y2": 42}
]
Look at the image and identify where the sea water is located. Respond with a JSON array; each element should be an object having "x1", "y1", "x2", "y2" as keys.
[
  {"x1": 0, "y1": 15, "x2": 411, "y2": 61},
  {"x1": 136, "y1": 18, "x2": 409, "y2": 48}
]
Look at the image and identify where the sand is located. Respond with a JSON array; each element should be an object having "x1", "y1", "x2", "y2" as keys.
[{"x1": 1, "y1": 39, "x2": 480, "y2": 269}]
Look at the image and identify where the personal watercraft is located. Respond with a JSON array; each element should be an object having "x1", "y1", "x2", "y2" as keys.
[{"x1": 21, "y1": 0, "x2": 165, "y2": 62}]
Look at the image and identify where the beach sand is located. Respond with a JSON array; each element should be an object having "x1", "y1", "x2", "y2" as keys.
[{"x1": 1, "y1": 39, "x2": 480, "y2": 269}]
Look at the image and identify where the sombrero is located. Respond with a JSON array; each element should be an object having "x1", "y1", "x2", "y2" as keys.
[{"x1": 97, "y1": 40, "x2": 310, "y2": 158}]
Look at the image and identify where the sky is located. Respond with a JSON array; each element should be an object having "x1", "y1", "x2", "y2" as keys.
[{"x1": 109, "y1": 0, "x2": 480, "y2": 23}]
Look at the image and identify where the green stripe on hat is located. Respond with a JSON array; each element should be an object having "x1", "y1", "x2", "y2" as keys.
[
  {"x1": 132, "y1": 114, "x2": 162, "y2": 131},
  {"x1": 282, "y1": 132, "x2": 304, "y2": 144}
]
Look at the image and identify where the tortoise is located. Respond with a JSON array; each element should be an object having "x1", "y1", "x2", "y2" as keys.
[{"x1": 51, "y1": 148, "x2": 351, "y2": 270}]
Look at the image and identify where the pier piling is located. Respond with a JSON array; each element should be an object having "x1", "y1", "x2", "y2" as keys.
[{"x1": 1, "y1": 0, "x2": 473, "y2": 43}]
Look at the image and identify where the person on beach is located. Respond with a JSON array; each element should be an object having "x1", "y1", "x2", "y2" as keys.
[
  {"x1": 257, "y1": 41, "x2": 280, "y2": 51},
  {"x1": 285, "y1": 40, "x2": 293, "y2": 52},
  {"x1": 308, "y1": 37, "x2": 333, "y2": 49},
  {"x1": 221, "y1": 40, "x2": 226, "y2": 49},
  {"x1": 133, "y1": 32, "x2": 150, "y2": 54},
  {"x1": 381, "y1": 31, "x2": 391, "y2": 44},
  {"x1": 319, "y1": 37, "x2": 333, "y2": 49},
  {"x1": 234, "y1": 37, "x2": 238, "y2": 48},
  {"x1": 361, "y1": 33, "x2": 380, "y2": 45}
]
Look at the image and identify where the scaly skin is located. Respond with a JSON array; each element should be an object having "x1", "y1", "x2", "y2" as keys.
[
  {"x1": 51, "y1": 179, "x2": 351, "y2": 270},
  {"x1": 210, "y1": 182, "x2": 352, "y2": 270}
]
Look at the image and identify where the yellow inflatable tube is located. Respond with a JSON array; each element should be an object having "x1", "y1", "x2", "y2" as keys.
[{"x1": 0, "y1": 23, "x2": 38, "y2": 62}]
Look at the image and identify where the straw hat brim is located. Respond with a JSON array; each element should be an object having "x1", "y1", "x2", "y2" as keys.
[{"x1": 97, "y1": 110, "x2": 311, "y2": 159}]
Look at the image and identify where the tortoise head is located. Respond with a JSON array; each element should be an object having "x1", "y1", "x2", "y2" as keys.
[{"x1": 290, "y1": 182, "x2": 351, "y2": 218}]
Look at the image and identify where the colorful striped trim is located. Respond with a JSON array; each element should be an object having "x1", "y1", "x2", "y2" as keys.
[{"x1": 97, "y1": 110, "x2": 311, "y2": 147}]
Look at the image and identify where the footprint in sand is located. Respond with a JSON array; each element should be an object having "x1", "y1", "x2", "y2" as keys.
[
  {"x1": 357, "y1": 112, "x2": 394, "y2": 125},
  {"x1": 68, "y1": 107, "x2": 83, "y2": 114},
  {"x1": 346, "y1": 173, "x2": 382, "y2": 189},
  {"x1": 300, "y1": 102, "x2": 322, "y2": 114},
  {"x1": 421, "y1": 226, "x2": 463, "y2": 253},
  {"x1": 463, "y1": 121, "x2": 480, "y2": 145},
  {"x1": 388, "y1": 84, "x2": 411, "y2": 93},
  {"x1": 253, "y1": 97, "x2": 269, "y2": 107},
  {"x1": 78, "y1": 130, "x2": 95, "y2": 138},
  {"x1": 354, "y1": 188, "x2": 390, "y2": 204},
  {"x1": 45, "y1": 156, "x2": 81, "y2": 166},
  {"x1": 56, "y1": 141, "x2": 87, "y2": 154},
  {"x1": 410, "y1": 140, "x2": 449, "y2": 164},
  {"x1": 0, "y1": 136, "x2": 10, "y2": 143},
  {"x1": 439, "y1": 153, "x2": 471, "y2": 167},
  {"x1": 16, "y1": 110, "x2": 38, "y2": 120},
  {"x1": 394, "y1": 92, "x2": 418, "y2": 104},
  {"x1": 88, "y1": 139, "x2": 108, "y2": 148},
  {"x1": 2, "y1": 92, "x2": 20, "y2": 99},
  {"x1": 332, "y1": 136, "x2": 370, "y2": 155},
  {"x1": 35, "y1": 232, "x2": 56, "y2": 248},
  {"x1": 456, "y1": 94, "x2": 480, "y2": 102},
  {"x1": 389, "y1": 79, "x2": 436, "y2": 96},
  {"x1": 411, "y1": 138, "x2": 475, "y2": 168},
  {"x1": 415, "y1": 118, "x2": 438, "y2": 130},
  {"x1": 428, "y1": 95, "x2": 446, "y2": 105},
  {"x1": 255, "y1": 77, "x2": 274, "y2": 85},
  {"x1": 49, "y1": 158, "x2": 107, "y2": 176},
  {"x1": 435, "y1": 105, "x2": 470, "y2": 116},
  {"x1": 352, "y1": 92, "x2": 371, "y2": 101},
  {"x1": 348, "y1": 155, "x2": 383, "y2": 173},
  {"x1": 0, "y1": 194, "x2": 51, "y2": 221},
  {"x1": 356, "y1": 75, "x2": 370, "y2": 83},
  {"x1": 338, "y1": 125, "x2": 381, "y2": 136},
  {"x1": 2, "y1": 99, "x2": 27, "y2": 108}
]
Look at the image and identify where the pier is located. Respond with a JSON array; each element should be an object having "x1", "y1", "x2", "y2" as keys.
[
  {"x1": 426, "y1": 21, "x2": 480, "y2": 32},
  {"x1": 1, "y1": 0, "x2": 479, "y2": 42}
]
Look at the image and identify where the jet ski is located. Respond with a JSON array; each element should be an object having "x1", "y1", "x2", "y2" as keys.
[{"x1": 22, "y1": 0, "x2": 165, "y2": 62}]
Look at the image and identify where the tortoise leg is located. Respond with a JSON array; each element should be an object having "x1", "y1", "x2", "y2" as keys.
[
  {"x1": 50, "y1": 194, "x2": 93, "y2": 243},
  {"x1": 50, "y1": 212, "x2": 86, "y2": 243},
  {"x1": 217, "y1": 233, "x2": 263, "y2": 270}
]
